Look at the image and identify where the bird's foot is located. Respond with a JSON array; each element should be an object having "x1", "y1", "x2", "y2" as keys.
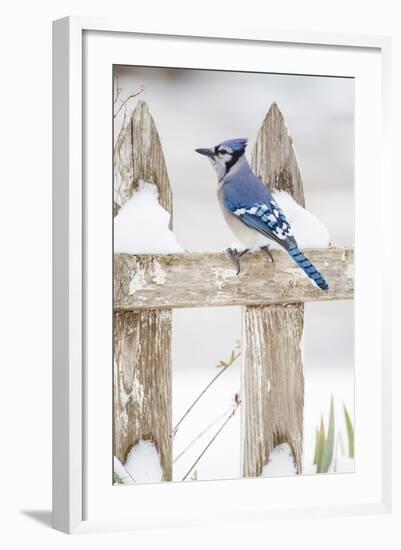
[
  {"x1": 226, "y1": 247, "x2": 249, "y2": 275},
  {"x1": 261, "y1": 245, "x2": 274, "y2": 263}
]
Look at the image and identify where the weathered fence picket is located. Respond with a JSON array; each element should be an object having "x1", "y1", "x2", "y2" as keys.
[
  {"x1": 113, "y1": 101, "x2": 173, "y2": 480},
  {"x1": 242, "y1": 103, "x2": 306, "y2": 476},
  {"x1": 113, "y1": 310, "x2": 172, "y2": 479},
  {"x1": 114, "y1": 100, "x2": 172, "y2": 218},
  {"x1": 113, "y1": 100, "x2": 354, "y2": 481}
]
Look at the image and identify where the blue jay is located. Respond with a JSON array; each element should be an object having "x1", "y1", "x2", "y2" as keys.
[{"x1": 195, "y1": 138, "x2": 329, "y2": 290}]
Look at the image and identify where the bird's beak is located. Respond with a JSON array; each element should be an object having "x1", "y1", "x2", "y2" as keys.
[{"x1": 195, "y1": 147, "x2": 214, "y2": 158}]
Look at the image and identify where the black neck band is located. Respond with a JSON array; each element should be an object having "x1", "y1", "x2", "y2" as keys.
[{"x1": 225, "y1": 149, "x2": 244, "y2": 176}]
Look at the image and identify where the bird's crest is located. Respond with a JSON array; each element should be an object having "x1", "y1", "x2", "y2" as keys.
[{"x1": 219, "y1": 138, "x2": 248, "y2": 153}]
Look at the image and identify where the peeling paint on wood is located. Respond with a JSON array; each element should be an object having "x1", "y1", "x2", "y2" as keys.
[
  {"x1": 114, "y1": 310, "x2": 172, "y2": 479},
  {"x1": 211, "y1": 267, "x2": 238, "y2": 290},
  {"x1": 114, "y1": 248, "x2": 353, "y2": 309},
  {"x1": 251, "y1": 103, "x2": 305, "y2": 207},
  {"x1": 243, "y1": 103, "x2": 308, "y2": 476},
  {"x1": 127, "y1": 258, "x2": 168, "y2": 296},
  {"x1": 113, "y1": 101, "x2": 173, "y2": 480},
  {"x1": 114, "y1": 101, "x2": 172, "y2": 225},
  {"x1": 346, "y1": 262, "x2": 354, "y2": 279},
  {"x1": 242, "y1": 304, "x2": 304, "y2": 476}
]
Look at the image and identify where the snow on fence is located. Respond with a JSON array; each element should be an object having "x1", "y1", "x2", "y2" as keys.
[{"x1": 113, "y1": 100, "x2": 354, "y2": 480}]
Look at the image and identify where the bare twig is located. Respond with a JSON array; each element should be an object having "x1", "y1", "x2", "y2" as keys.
[
  {"x1": 171, "y1": 349, "x2": 241, "y2": 438},
  {"x1": 113, "y1": 85, "x2": 145, "y2": 156},
  {"x1": 114, "y1": 91, "x2": 121, "y2": 106},
  {"x1": 181, "y1": 400, "x2": 241, "y2": 481},
  {"x1": 114, "y1": 76, "x2": 122, "y2": 106},
  {"x1": 113, "y1": 86, "x2": 145, "y2": 118},
  {"x1": 173, "y1": 405, "x2": 235, "y2": 464},
  {"x1": 114, "y1": 105, "x2": 128, "y2": 155}
]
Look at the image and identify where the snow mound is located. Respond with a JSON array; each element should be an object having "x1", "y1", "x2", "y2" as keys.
[
  {"x1": 272, "y1": 191, "x2": 330, "y2": 249},
  {"x1": 114, "y1": 181, "x2": 184, "y2": 254},
  {"x1": 124, "y1": 440, "x2": 164, "y2": 483},
  {"x1": 261, "y1": 443, "x2": 297, "y2": 477}
]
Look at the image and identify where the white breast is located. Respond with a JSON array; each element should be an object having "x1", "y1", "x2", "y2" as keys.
[{"x1": 217, "y1": 189, "x2": 272, "y2": 249}]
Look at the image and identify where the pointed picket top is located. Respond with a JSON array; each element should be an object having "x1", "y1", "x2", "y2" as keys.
[
  {"x1": 114, "y1": 100, "x2": 173, "y2": 223},
  {"x1": 251, "y1": 102, "x2": 305, "y2": 207},
  {"x1": 243, "y1": 101, "x2": 306, "y2": 477}
]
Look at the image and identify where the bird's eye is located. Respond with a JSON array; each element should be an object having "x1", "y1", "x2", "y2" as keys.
[{"x1": 219, "y1": 149, "x2": 228, "y2": 155}]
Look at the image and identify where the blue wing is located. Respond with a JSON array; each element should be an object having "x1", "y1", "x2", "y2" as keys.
[
  {"x1": 222, "y1": 175, "x2": 329, "y2": 290},
  {"x1": 222, "y1": 171, "x2": 296, "y2": 249},
  {"x1": 225, "y1": 195, "x2": 296, "y2": 250}
]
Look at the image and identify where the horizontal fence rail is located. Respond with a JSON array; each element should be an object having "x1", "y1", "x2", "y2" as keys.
[{"x1": 114, "y1": 248, "x2": 354, "y2": 310}]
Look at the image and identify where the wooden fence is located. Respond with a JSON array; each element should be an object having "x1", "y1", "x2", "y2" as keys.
[{"x1": 113, "y1": 100, "x2": 354, "y2": 480}]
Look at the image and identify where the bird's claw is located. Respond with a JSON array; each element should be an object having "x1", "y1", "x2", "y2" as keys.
[
  {"x1": 226, "y1": 248, "x2": 241, "y2": 275},
  {"x1": 226, "y1": 247, "x2": 249, "y2": 275},
  {"x1": 261, "y1": 245, "x2": 274, "y2": 263}
]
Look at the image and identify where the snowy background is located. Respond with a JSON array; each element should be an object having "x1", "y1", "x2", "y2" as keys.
[{"x1": 114, "y1": 66, "x2": 354, "y2": 482}]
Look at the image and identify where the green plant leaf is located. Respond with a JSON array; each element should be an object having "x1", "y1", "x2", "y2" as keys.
[
  {"x1": 343, "y1": 403, "x2": 354, "y2": 458},
  {"x1": 321, "y1": 396, "x2": 335, "y2": 473},
  {"x1": 313, "y1": 427, "x2": 319, "y2": 465},
  {"x1": 113, "y1": 471, "x2": 124, "y2": 484},
  {"x1": 316, "y1": 416, "x2": 325, "y2": 473}
]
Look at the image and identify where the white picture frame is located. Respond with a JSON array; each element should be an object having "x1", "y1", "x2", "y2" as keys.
[{"x1": 52, "y1": 16, "x2": 392, "y2": 534}]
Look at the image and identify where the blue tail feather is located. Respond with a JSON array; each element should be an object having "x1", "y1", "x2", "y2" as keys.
[{"x1": 288, "y1": 245, "x2": 329, "y2": 291}]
